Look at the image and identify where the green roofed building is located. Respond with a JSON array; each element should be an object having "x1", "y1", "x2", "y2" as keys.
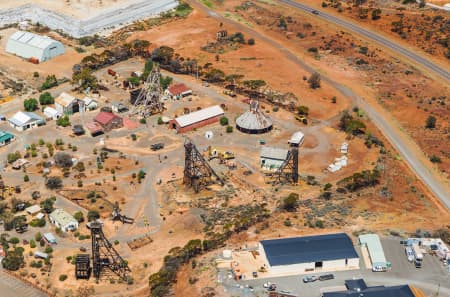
[{"x1": 0, "y1": 131, "x2": 15, "y2": 147}]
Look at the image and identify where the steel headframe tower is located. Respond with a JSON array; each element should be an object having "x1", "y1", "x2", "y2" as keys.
[
  {"x1": 274, "y1": 148, "x2": 299, "y2": 185},
  {"x1": 183, "y1": 140, "x2": 224, "y2": 193},
  {"x1": 130, "y1": 66, "x2": 164, "y2": 118},
  {"x1": 90, "y1": 222, "x2": 131, "y2": 281}
]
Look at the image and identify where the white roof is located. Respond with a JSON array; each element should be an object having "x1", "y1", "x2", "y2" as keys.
[
  {"x1": 43, "y1": 107, "x2": 61, "y2": 117},
  {"x1": 83, "y1": 97, "x2": 97, "y2": 106},
  {"x1": 49, "y1": 209, "x2": 78, "y2": 227},
  {"x1": 26, "y1": 205, "x2": 41, "y2": 214},
  {"x1": 9, "y1": 111, "x2": 44, "y2": 126},
  {"x1": 36, "y1": 213, "x2": 45, "y2": 220},
  {"x1": 55, "y1": 92, "x2": 77, "y2": 107},
  {"x1": 175, "y1": 105, "x2": 224, "y2": 127},
  {"x1": 359, "y1": 234, "x2": 387, "y2": 266},
  {"x1": 289, "y1": 131, "x2": 305, "y2": 144},
  {"x1": 260, "y1": 147, "x2": 289, "y2": 160},
  {"x1": 9, "y1": 31, "x2": 55, "y2": 49}
]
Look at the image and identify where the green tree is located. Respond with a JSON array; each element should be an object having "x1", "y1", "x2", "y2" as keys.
[
  {"x1": 29, "y1": 239, "x2": 36, "y2": 248},
  {"x1": 2, "y1": 248, "x2": 24, "y2": 271},
  {"x1": 7, "y1": 151, "x2": 21, "y2": 163},
  {"x1": 220, "y1": 116, "x2": 229, "y2": 126},
  {"x1": 204, "y1": 68, "x2": 225, "y2": 83},
  {"x1": 87, "y1": 210, "x2": 100, "y2": 222},
  {"x1": 24, "y1": 98, "x2": 38, "y2": 111},
  {"x1": 142, "y1": 59, "x2": 153, "y2": 80},
  {"x1": 425, "y1": 115, "x2": 436, "y2": 129},
  {"x1": 226, "y1": 126, "x2": 233, "y2": 133},
  {"x1": 23, "y1": 175, "x2": 29, "y2": 182},
  {"x1": 9, "y1": 237, "x2": 20, "y2": 245},
  {"x1": 430, "y1": 155, "x2": 441, "y2": 163},
  {"x1": 41, "y1": 198, "x2": 55, "y2": 213},
  {"x1": 72, "y1": 68, "x2": 98, "y2": 90},
  {"x1": 371, "y1": 8, "x2": 382, "y2": 20},
  {"x1": 40, "y1": 75, "x2": 58, "y2": 90},
  {"x1": 56, "y1": 116, "x2": 71, "y2": 127},
  {"x1": 160, "y1": 75, "x2": 173, "y2": 90},
  {"x1": 35, "y1": 232, "x2": 42, "y2": 241},
  {"x1": 39, "y1": 92, "x2": 54, "y2": 105}
]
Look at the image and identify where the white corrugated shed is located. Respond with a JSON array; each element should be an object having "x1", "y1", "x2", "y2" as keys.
[
  {"x1": 289, "y1": 131, "x2": 305, "y2": 146},
  {"x1": 6, "y1": 31, "x2": 65, "y2": 62},
  {"x1": 175, "y1": 105, "x2": 224, "y2": 127},
  {"x1": 43, "y1": 107, "x2": 62, "y2": 120}
]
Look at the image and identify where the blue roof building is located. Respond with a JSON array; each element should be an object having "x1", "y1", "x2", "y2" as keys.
[
  {"x1": 259, "y1": 233, "x2": 359, "y2": 275},
  {"x1": 323, "y1": 279, "x2": 416, "y2": 297}
]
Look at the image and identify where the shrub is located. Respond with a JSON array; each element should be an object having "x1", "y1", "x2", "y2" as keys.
[
  {"x1": 40, "y1": 75, "x2": 58, "y2": 90},
  {"x1": 157, "y1": 117, "x2": 164, "y2": 125},
  {"x1": 425, "y1": 115, "x2": 436, "y2": 129},
  {"x1": 77, "y1": 180, "x2": 83, "y2": 187},
  {"x1": 131, "y1": 134, "x2": 137, "y2": 141},
  {"x1": 56, "y1": 116, "x2": 71, "y2": 127},
  {"x1": 307, "y1": 47, "x2": 318, "y2": 53},
  {"x1": 307, "y1": 72, "x2": 321, "y2": 89},
  {"x1": 45, "y1": 177, "x2": 63, "y2": 190},
  {"x1": 54, "y1": 152, "x2": 73, "y2": 168},
  {"x1": 44, "y1": 246, "x2": 53, "y2": 253},
  {"x1": 282, "y1": 193, "x2": 299, "y2": 212},
  {"x1": 140, "y1": 118, "x2": 146, "y2": 124},
  {"x1": 114, "y1": 240, "x2": 119, "y2": 245},
  {"x1": 87, "y1": 210, "x2": 100, "y2": 222},
  {"x1": 247, "y1": 38, "x2": 255, "y2": 45},
  {"x1": 9, "y1": 237, "x2": 20, "y2": 244},
  {"x1": 24, "y1": 175, "x2": 29, "y2": 182},
  {"x1": 226, "y1": 126, "x2": 233, "y2": 133},
  {"x1": 59, "y1": 274, "x2": 68, "y2": 281},
  {"x1": 73, "y1": 211, "x2": 84, "y2": 223},
  {"x1": 220, "y1": 116, "x2": 229, "y2": 126},
  {"x1": 30, "y1": 240, "x2": 36, "y2": 248},
  {"x1": 7, "y1": 151, "x2": 21, "y2": 163},
  {"x1": 297, "y1": 105, "x2": 309, "y2": 116},
  {"x1": 430, "y1": 155, "x2": 441, "y2": 163}
]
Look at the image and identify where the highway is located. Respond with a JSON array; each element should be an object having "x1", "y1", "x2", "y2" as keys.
[
  {"x1": 278, "y1": 0, "x2": 450, "y2": 82},
  {"x1": 189, "y1": 0, "x2": 450, "y2": 209}
]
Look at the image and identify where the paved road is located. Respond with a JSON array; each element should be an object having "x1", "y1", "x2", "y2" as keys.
[
  {"x1": 190, "y1": 0, "x2": 450, "y2": 209},
  {"x1": 0, "y1": 271, "x2": 48, "y2": 297},
  {"x1": 278, "y1": 0, "x2": 450, "y2": 82}
]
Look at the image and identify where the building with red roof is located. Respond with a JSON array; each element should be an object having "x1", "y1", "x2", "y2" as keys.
[
  {"x1": 165, "y1": 83, "x2": 192, "y2": 99},
  {"x1": 94, "y1": 112, "x2": 123, "y2": 132}
]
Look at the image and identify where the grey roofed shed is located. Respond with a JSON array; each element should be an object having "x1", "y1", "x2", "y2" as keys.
[
  {"x1": 358, "y1": 234, "x2": 387, "y2": 267},
  {"x1": 6, "y1": 31, "x2": 65, "y2": 62},
  {"x1": 260, "y1": 233, "x2": 358, "y2": 266},
  {"x1": 260, "y1": 147, "x2": 289, "y2": 161}
]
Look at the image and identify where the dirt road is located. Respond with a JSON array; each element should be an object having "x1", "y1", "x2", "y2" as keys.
[{"x1": 188, "y1": 0, "x2": 450, "y2": 210}]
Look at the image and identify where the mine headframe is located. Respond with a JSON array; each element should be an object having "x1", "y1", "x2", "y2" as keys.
[
  {"x1": 112, "y1": 201, "x2": 134, "y2": 224},
  {"x1": 90, "y1": 222, "x2": 131, "y2": 281},
  {"x1": 273, "y1": 148, "x2": 299, "y2": 185},
  {"x1": 130, "y1": 66, "x2": 164, "y2": 118},
  {"x1": 183, "y1": 140, "x2": 224, "y2": 193}
]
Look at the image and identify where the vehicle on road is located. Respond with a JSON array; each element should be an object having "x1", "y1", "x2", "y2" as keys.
[
  {"x1": 263, "y1": 282, "x2": 276, "y2": 291},
  {"x1": 311, "y1": 10, "x2": 319, "y2": 15},
  {"x1": 412, "y1": 243, "x2": 423, "y2": 268},
  {"x1": 302, "y1": 275, "x2": 318, "y2": 283},
  {"x1": 319, "y1": 274, "x2": 334, "y2": 281},
  {"x1": 150, "y1": 143, "x2": 164, "y2": 151},
  {"x1": 405, "y1": 246, "x2": 414, "y2": 262}
]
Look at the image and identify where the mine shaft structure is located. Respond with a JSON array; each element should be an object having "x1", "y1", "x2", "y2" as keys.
[
  {"x1": 90, "y1": 222, "x2": 131, "y2": 281},
  {"x1": 273, "y1": 148, "x2": 299, "y2": 185},
  {"x1": 112, "y1": 201, "x2": 134, "y2": 224},
  {"x1": 184, "y1": 140, "x2": 224, "y2": 192},
  {"x1": 75, "y1": 254, "x2": 91, "y2": 279},
  {"x1": 130, "y1": 66, "x2": 164, "y2": 117}
]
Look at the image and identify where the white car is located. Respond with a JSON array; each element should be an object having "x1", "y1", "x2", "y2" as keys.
[{"x1": 405, "y1": 246, "x2": 414, "y2": 262}]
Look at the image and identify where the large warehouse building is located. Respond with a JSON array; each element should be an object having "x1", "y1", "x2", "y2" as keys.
[
  {"x1": 6, "y1": 31, "x2": 65, "y2": 62},
  {"x1": 170, "y1": 105, "x2": 224, "y2": 133},
  {"x1": 259, "y1": 233, "x2": 359, "y2": 275}
]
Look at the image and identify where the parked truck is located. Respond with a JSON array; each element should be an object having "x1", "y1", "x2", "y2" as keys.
[{"x1": 412, "y1": 243, "x2": 423, "y2": 268}]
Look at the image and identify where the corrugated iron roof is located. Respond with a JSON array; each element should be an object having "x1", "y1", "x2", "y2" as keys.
[
  {"x1": 236, "y1": 110, "x2": 272, "y2": 131},
  {"x1": 358, "y1": 234, "x2": 387, "y2": 266},
  {"x1": 289, "y1": 131, "x2": 304, "y2": 144},
  {"x1": 49, "y1": 209, "x2": 77, "y2": 227},
  {"x1": 55, "y1": 92, "x2": 77, "y2": 107},
  {"x1": 8, "y1": 111, "x2": 44, "y2": 126},
  {"x1": 9, "y1": 31, "x2": 55, "y2": 49},
  {"x1": 261, "y1": 233, "x2": 358, "y2": 266},
  {"x1": 175, "y1": 105, "x2": 224, "y2": 127},
  {"x1": 168, "y1": 83, "x2": 191, "y2": 95},
  {"x1": 94, "y1": 112, "x2": 121, "y2": 125},
  {"x1": 260, "y1": 147, "x2": 289, "y2": 161}
]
